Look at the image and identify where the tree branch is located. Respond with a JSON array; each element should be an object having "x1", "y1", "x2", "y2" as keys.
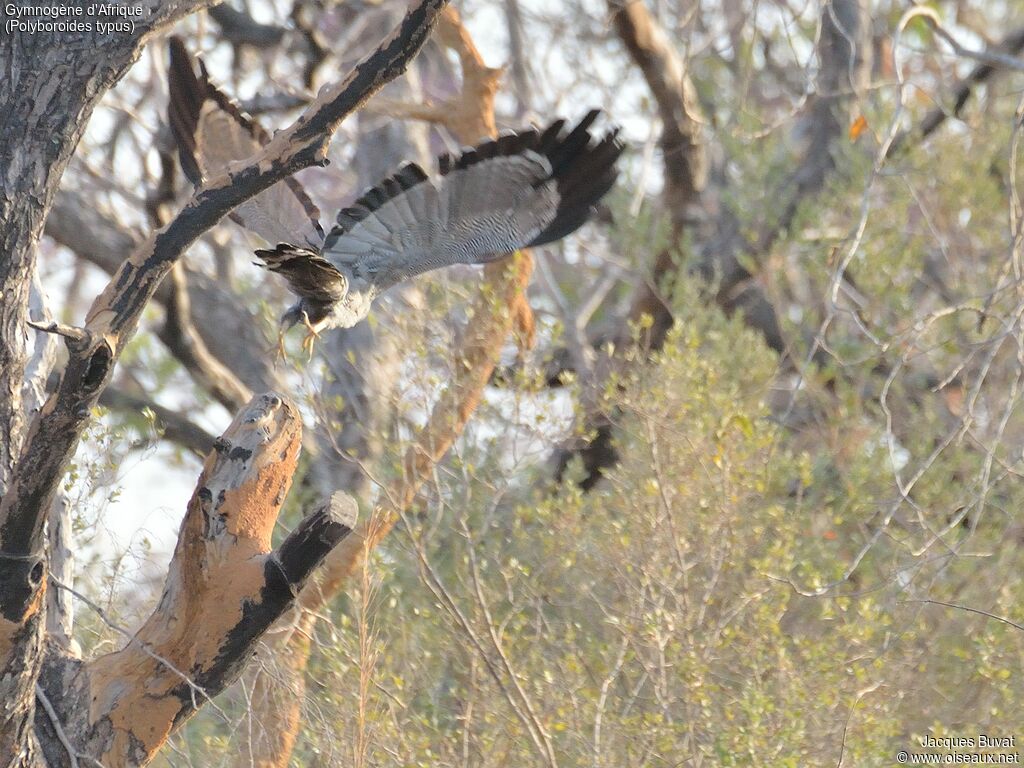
[
  {"x1": 889, "y1": 25, "x2": 1024, "y2": 156},
  {"x1": 98, "y1": 386, "x2": 217, "y2": 456},
  {"x1": 35, "y1": 393, "x2": 355, "y2": 765},
  {"x1": 547, "y1": 0, "x2": 711, "y2": 488},
  {"x1": 209, "y1": 4, "x2": 287, "y2": 49},
  {"x1": 610, "y1": 0, "x2": 707, "y2": 345},
  {"x1": 158, "y1": 263, "x2": 253, "y2": 413}
]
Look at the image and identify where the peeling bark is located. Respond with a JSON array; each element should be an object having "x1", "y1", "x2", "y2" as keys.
[
  {"x1": 0, "y1": 10, "x2": 213, "y2": 760},
  {"x1": 33, "y1": 394, "x2": 355, "y2": 766}
]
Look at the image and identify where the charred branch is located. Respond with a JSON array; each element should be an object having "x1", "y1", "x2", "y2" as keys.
[
  {"x1": 0, "y1": 0, "x2": 449, "y2": 596},
  {"x1": 32, "y1": 394, "x2": 354, "y2": 766}
]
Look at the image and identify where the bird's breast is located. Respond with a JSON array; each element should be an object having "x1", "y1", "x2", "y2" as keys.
[{"x1": 328, "y1": 289, "x2": 377, "y2": 330}]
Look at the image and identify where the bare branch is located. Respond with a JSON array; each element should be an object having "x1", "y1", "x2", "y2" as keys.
[
  {"x1": 57, "y1": 393, "x2": 355, "y2": 764},
  {"x1": 1, "y1": 7, "x2": 447, "y2": 759},
  {"x1": 889, "y1": 25, "x2": 1024, "y2": 156},
  {"x1": 209, "y1": 5, "x2": 287, "y2": 49},
  {"x1": 98, "y1": 386, "x2": 217, "y2": 456},
  {"x1": 158, "y1": 263, "x2": 253, "y2": 413}
]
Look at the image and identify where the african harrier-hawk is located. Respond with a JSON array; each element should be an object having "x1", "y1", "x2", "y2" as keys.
[{"x1": 168, "y1": 38, "x2": 623, "y2": 354}]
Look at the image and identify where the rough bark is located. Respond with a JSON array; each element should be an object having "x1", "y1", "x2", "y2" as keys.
[
  {"x1": 0, "y1": 1, "x2": 449, "y2": 761},
  {"x1": 22, "y1": 280, "x2": 74, "y2": 651},
  {"x1": 34, "y1": 393, "x2": 356, "y2": 766},
  {"x1": 0, "y1": 6, "x2": 215, "y2": 761}
]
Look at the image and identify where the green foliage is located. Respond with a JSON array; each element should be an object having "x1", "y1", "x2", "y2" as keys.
[{"x1": 202, "y1": 281, "x2": 1018, "y2": 766}]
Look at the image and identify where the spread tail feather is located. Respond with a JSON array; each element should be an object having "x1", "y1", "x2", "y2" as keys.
[{"x1": 528, "y1": 113, "x2": 624, "y2": 247}]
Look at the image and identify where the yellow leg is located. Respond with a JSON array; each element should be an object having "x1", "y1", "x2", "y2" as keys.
[
  {"x1": 274, "y1": 328, "x2": 288, "y2": 366},
  {"x1": 300, "y1": 313, "x2": 322, "y2": 360}
]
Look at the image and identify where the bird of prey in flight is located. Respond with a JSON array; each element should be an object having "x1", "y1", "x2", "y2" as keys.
[{"x1": 167, "y1": 37, "x2": 624, "y2": 356}]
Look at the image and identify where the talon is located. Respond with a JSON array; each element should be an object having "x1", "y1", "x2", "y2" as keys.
[
  {"x1": 301, "y1": 311, "x2": 321, "y2": 338},
  {"x1": 300, "y1": 312, "x2": 321, "y2": 360},
  {"x1": 273, "y1": 329, "x2": 288, "y2": 366}
]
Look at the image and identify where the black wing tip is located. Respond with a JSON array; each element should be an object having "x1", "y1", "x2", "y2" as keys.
[
  {"x1": 527, "y1": 110, "x2": 625, "y2": 247},
  {"x1": 435, "y1": 109, "x2": 620, "y2": 177},
  {"x1": 166, "y1": 37, "x2": 265, "y2": 161},
  {"x1": 167, "y1": 37, "x2": 207, "y2": 184},
  {"x1": 168, "y1": 35, "x2": 190, "y2": 64}
]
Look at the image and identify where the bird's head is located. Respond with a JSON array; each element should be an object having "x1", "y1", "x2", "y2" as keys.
[{"x1": 280, "y1": 302, "x2": 305, "y2": 331}]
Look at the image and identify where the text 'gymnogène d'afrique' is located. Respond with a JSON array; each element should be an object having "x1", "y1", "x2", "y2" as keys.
[{"x1": 4, "y1": 4, "x2": 142, "y2": 34}]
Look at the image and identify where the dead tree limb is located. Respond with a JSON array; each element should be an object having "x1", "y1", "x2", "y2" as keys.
[
  {"x1": 209, "y1": 4, "x2": 287, "y2": 49},
  {"x1": 1, "y1": 6, "x2": 221, "y2": 762},
  {"x1": 612, "y1": 0, "x2": 707, "y2": 342},
  {"x1": 46, "y1": 194, "x2": 283, "y2": 395},
  {"x1": 34, "y1": 393, "x2": 355, "y2": 766}
]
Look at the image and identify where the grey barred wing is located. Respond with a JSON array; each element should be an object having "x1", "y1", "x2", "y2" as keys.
[
  {"x1": 167, "y1": 37, "x2": 324, "y2": 250},
  {"x1": 320, "y1": 112, "x2": 624, "y2": 291}
]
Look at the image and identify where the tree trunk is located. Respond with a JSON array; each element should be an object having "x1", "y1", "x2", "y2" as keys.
[{"x1": 0, "y1": 18, "x2": 178, "y2": 763}]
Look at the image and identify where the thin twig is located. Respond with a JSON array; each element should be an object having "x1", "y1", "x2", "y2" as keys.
[
  {"x1": 35, "y1": 683, "x2": 82, "y2": 768},
  {"x1": 902, "y1": 598, "x2": 1024, "y2": 633}
]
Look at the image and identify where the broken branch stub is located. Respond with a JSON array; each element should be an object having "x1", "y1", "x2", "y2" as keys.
[{"x1": 80, "y1": 393, "x2": 354, "y2": 766}]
